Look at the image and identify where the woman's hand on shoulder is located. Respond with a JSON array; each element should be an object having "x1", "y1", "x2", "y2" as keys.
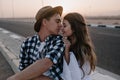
[{"x1": 63, "y1": 37, "x2": 71, "y2": 51}]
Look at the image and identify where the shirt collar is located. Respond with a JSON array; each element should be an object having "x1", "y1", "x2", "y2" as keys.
[
  {"x1": 36, "y1": 34, "x2": 41, "y2": 45},
  {"x1": 36, "y1": 34, "x2": 52, "y2": 43},
  {"x1": 36, "y1": 34, "x2": 59, "y2": 43}
]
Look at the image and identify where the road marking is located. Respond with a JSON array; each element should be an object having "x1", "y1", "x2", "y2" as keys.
[
  {"x1": 10, "y1": 34, "x2": 21, "y2": 39},
  {"x1": 2, "y1": 30, "x2": 10, "y2": 34}
]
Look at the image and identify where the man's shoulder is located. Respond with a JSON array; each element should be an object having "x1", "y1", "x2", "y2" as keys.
[
  {"x1": 45, "y1": 35, "x2": 64, "y2": 47},
  {"x1": 23, "y1": 34, "x2": 37, "y2": 43},
  {"x1": 54, "y1": 35, "x2": 63, "y2": 42},
  {"x1": 47, "y1": 35, "x2": 63, "y2": 41}
]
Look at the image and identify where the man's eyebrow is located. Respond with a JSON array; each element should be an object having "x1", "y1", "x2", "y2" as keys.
[{"x1": 56, "y1": 19, "x2": 61, "y2": 22}]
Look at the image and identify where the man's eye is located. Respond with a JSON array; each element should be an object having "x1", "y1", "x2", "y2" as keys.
[
  {"x1": 56, "y1": 21, "x2": 59, "y2": 23},
  {"x1": 56, "y1": 19, "x2": 61, "y2": 23},
  {"x1": 56, "y1": 20, "x2": 60, "y2": 23},
  {"x1": 63, "y1": 25, "x2": 66, "y2": 27}
]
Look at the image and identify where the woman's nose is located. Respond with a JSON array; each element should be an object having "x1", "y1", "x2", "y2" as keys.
[{"x1": 59, "y1": 25, "x2": 64, "y2": 35}]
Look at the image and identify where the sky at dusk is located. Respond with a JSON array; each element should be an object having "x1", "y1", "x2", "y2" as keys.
[{"x1": 0, "y1": 0, "x2": 120, "y2": 18}]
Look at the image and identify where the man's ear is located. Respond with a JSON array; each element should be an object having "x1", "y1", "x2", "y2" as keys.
[{"x1": 42, "y1": 19, "x2": 47, "y2": 26}]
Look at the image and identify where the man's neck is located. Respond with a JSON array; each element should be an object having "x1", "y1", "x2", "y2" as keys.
[{"x1": 38, "y1": 29, "x2": 50, "y2": 42}]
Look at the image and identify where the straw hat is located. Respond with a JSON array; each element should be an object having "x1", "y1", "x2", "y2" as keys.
[
  {"x1": 35, "y1": 6, "x2": 63, "y2": 21},
  {"x1": 34, "y1": 6, "x2": 63, "y2": 32}
]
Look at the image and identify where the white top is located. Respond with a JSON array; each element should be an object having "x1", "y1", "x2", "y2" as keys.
[{"x1": 62, "y1": 52, "x2": 92, "y2": 80}]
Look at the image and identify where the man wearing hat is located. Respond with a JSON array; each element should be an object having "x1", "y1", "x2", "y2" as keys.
[{"x1": 7, "y1": 6, "x2": 65, "y2": 80}]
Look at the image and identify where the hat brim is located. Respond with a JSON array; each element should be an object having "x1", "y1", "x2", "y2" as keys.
[{"x1": 52, "y1": 6, "x2": 63, "y2": 16}]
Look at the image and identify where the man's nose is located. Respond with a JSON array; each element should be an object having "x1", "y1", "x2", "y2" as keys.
[{"x1": 59, "y1": 22, "x2": 63, "y2": 28}]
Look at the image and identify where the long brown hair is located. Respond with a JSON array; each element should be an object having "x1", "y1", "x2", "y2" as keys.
[{"x1": 64, "y1": 13, "x2": 97, "y2": 76}]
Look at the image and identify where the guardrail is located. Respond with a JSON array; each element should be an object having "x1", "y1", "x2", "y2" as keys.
[{"x1": 87, "y1": 24, "x2": 120, "y2": 28}]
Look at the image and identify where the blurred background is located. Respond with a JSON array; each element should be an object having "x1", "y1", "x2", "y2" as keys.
[
  {"x1": 0, "y1": 0, "x2": 120, "y2": 18},
  {"x1": 0, "y1": 0, "x2": 120, "y2": 78}
]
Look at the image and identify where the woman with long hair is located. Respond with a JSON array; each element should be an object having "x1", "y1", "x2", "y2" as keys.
[{"x1": 62, "y1": 12, "x2": 97, "y2": 80}]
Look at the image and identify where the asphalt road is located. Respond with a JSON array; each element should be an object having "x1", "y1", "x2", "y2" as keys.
[
  {"x1": 0, "y1": 19, "x2": 120, "y2": 75},
  {"x1": 0, "y1": 52, "x2": 14, "y2": 80}
]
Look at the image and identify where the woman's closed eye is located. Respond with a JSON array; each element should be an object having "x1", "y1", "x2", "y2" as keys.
[{"x1": 63, "y1": 23, "x2": 67, "y2": 28}]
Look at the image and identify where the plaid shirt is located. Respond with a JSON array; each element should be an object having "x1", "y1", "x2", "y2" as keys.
[{"x1": 19, "y1": 34, "x2": 65, "y2": 80}]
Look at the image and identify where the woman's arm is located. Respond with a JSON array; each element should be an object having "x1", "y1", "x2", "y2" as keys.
[
  {"x1": 63, "y1": 38, "x2": 71, "y2": 64},
  {"x1": 64, "y1": 47, "x2": 70, "y2": 64}
]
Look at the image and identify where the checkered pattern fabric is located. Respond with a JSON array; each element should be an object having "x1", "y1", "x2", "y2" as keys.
[{"x1": 19, "y1": 34, "x2": 65, "y2": 80}]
